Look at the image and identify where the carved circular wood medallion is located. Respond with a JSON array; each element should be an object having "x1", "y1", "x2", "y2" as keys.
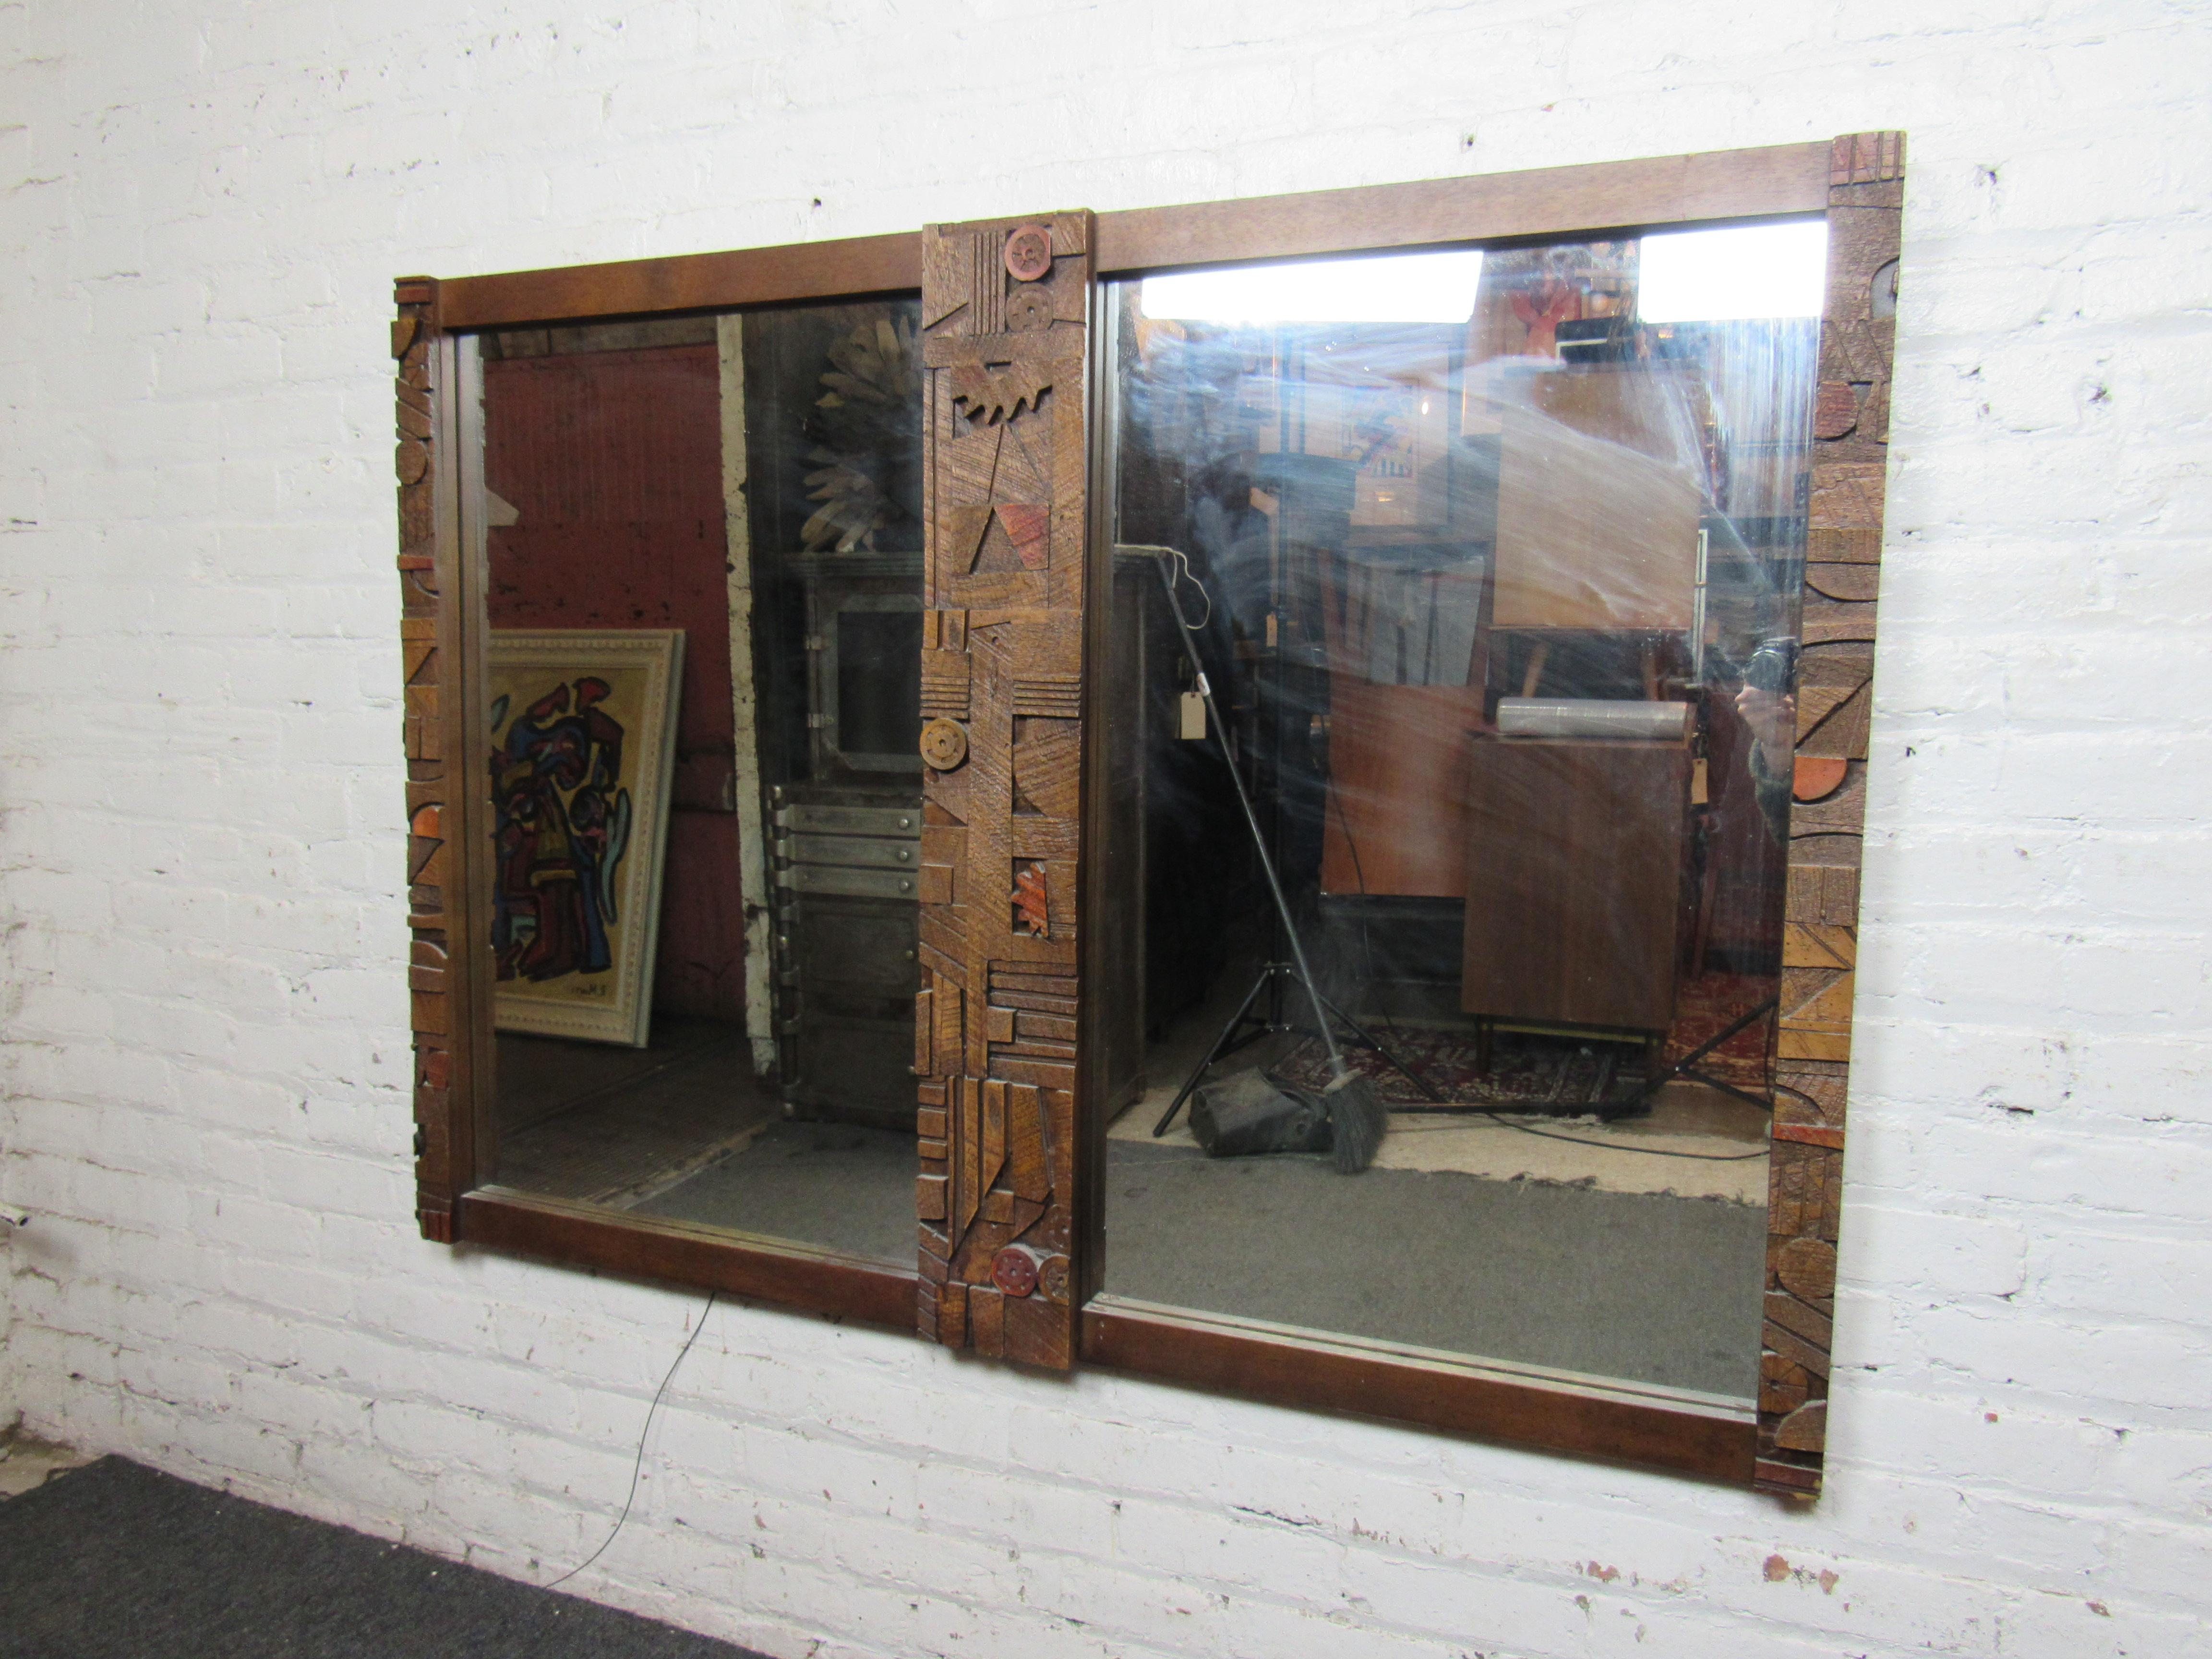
[
  {"x1": 919, "y1": 716, "x2": 969, "y2": 771},
  {"x1": 991, "y1": 1247, "x2": 1040, "y2": 1299},
  {"x1": 1005, "y1": 285, "x2": 1052, "y2": 332},
  {"x1": 1776, "y1": 1236, "x2": 1838, "y2": 1301},
  {"x1": 1035, "y1": 1254, "x2": 1070, "y2": 1305},
  {"x1": 1003, "y1": 224, "x2": 1054, "y2": 283}
]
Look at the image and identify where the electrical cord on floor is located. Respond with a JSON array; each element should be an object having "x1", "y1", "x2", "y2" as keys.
[
  {"x1": 1472, "y1": 1110, "x2": 1771, "y2": 1161},
  {"x1": 544, "y1": 1288, "x2": 718, "y2": 1591}
]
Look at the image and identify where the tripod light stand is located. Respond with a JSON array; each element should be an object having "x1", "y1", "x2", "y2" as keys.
[{"x1": 1120, "y1": 545, "x2": 1443, "y2": 1170}]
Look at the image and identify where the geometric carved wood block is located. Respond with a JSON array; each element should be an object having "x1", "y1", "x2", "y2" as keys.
[
  {"x1": 914, "y1": 211, "x2": 1094, "y2": 1369},
  {"x1": 1758, "y1": 131, "x2": 1906, "y2": 1498},
  {"x1": 395, "y1": 276, "x2": 457, "y2": 1245}
]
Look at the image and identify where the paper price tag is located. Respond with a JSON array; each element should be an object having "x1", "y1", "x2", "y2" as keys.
[{"x1": 1178, "y1": 691, "x2": 1207, "y2": 741}]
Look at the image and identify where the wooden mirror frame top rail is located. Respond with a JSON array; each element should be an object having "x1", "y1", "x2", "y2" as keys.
[{"x1": 396, "y1": 132, "x2": 1901, "y2": 1497}]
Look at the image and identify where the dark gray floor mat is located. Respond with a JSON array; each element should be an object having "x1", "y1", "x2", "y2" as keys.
[{"x1": 0, "y1": 1456, "x2": 765, "y2": 1659}]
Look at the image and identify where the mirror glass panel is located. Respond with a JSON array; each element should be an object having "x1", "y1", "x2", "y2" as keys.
[
  {"x1": 1095, "y1": 224, "x2": 1822, "y2": 1397},
  {"x1": 476, "y1": 300, "x2": 923, "y2": 1266}
]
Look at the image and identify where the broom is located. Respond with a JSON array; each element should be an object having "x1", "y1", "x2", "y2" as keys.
[{"x1": 1136, "y1": 547, "x2": 1389, "y2": 1173}]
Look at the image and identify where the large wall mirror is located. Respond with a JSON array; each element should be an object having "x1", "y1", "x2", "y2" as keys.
[
  {"x1": 1090, "y1": 222, "x2": 1820, "y2": 1397},
  {"x1": 398, "y1": 134, "x2": 1899, "y2": 1496},
  {"x1": 468, "y1": 300, "x2": 927, "y2": 1270}
]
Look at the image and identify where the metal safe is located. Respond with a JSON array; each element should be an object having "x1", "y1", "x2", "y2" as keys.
[{"x1": 764, "y1": 556, "x2": 924, "y2": 1130}]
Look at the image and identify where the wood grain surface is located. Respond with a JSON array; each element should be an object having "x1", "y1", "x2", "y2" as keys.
[
  {"x1": 1096, "y1": 141, "x2": 1828, "y2": 275},
  {"x1": 402, "y1": 288, "x2": 934, "y2": 1331},
  {"x1": 429, "y1": 143, "x2": 1827, "y2": 332},
  {"x1": 913, "y1": 213, "x2": 1095, "y2": 1368},
  {"x1": 396, "y1": 279, "x2": 469, "y2": 1242},
  {"x1": 436, "y1": 231, "x2": 923, "y2": 332},
  {"x1": 1319, "y1": 682, "x2": 1485, "y2": 898},
  {"x1": 1460, "y1": 736, "x2": 1692, "y2": 1032},
  {"x1": 1081, "y1": 1298, "x2": 1755, "y2": 1484},
  {"x1": 1757, "y1": 130, "x2": 1906, "y2": 1498},
  {"x1": 400, "y1": 136, "x2": 1896, "y2": 1489},
  {"x1": 459, "y1": 1188, "x2": 915, "y2": 1330}
]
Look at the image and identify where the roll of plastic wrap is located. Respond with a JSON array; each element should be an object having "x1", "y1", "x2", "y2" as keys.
[{"x1": 1495, "y1": 697, "x2": 1690, "y2": 741}]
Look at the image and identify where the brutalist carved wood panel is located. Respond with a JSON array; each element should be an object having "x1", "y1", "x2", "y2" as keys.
[
  {"x1": 1758, "y1": 132, "x2": 1905, "y2": 1496},
  {"x1": 395, "y1": 279, "x2": 459, "y2": 1242},
  {"x1": 914, "y1": 213, "x2": 1094, "y2": 1367}
]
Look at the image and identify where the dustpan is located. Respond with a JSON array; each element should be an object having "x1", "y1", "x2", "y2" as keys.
[{"x1": 1189, "y1": 1067, "x2": 1332, "y2": 1157}]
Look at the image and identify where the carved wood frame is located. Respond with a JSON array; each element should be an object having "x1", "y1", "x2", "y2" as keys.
[
  {"x1": 397, "y1": 133, "x2": 1900, "y2": 1493},
  {"x1": 910, "y1": 212, "x2": 1095, "y2": 1368},
  {"x1": 393, "y1": 280, "x2": 921, "y2": 1334},
  {"x1": 1755, "y1": 130, "x2": 1904, "y2": 1494}
]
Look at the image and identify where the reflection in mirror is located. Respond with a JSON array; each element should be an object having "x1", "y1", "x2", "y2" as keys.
[
  {"x1": 1098, "y1": 224, "x2": 1823, "y2": 1397},
  {"x1": 477, "y1": 300, "x2": 924, "y2": 1266}
]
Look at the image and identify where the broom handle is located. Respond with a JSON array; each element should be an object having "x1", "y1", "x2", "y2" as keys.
[{"x1": 1138, "y1": 548, "x2": 1346, "y2": 1078}]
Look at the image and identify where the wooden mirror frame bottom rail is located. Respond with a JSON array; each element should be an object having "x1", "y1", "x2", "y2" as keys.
[
  {"x1": 402, "y1": 132, "x2": 1901, "y2": 1498},
  {"x1": 1082, "y1": 1298, "x2": 1755, "y2": 1484},
  {"x1": 450, "y1": 1186, "x2": 1752, "y2": 1483},
  {"x1": 453, "y1": 1187, "x2": 1754, "y2": 1485},
  {"x1": 455, "y1": 1189, "x2": 918, "y2": 1332}
]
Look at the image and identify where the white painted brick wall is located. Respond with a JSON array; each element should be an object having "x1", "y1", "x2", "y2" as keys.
[{"x1": 4, "y1": 1, "x2": 2210, "y2": 1654}]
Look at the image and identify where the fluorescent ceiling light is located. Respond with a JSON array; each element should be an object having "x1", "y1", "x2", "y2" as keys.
[
  {"x1": 1140, "y1": 250, "x2": 1485, "y2": 325},
  {"x1": 1636, "y1": 220, "x2": 1828, "y2": 323}
]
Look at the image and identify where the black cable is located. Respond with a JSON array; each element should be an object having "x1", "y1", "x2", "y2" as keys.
[{"x1": 544, "y1": 1288, "x2": 718, "y2": 1590}]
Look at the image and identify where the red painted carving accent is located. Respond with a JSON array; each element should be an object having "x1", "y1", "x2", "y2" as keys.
[
  {"x1": 1004, "y1": 225, "x2": 1054, "y2": 282},
  {"x1": 917, "y1": 210, "x2": 1093, "y2": 1370},
  {"x1": 991, "y1": 1247, "x2": 1040, "y2": 1298},
  {"x1": 1791, "y1": 757, "x2": 1849, "y2": 801},
  {"x1": 1012, "y1": 860, "x2": 1049, "y2": 937},
  {"x1": 996, "y1": 503, "x2": 1050, "y2": 568}
]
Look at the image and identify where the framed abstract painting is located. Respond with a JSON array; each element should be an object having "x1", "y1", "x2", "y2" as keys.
[{"x1": 486, "y1": 629, "x2": 685, "y2": 1047}]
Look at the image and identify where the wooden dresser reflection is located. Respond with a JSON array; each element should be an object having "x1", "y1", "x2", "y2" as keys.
[{"x1": 1460, "y1": 733, "x2": 1691, "y2": 1034}]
